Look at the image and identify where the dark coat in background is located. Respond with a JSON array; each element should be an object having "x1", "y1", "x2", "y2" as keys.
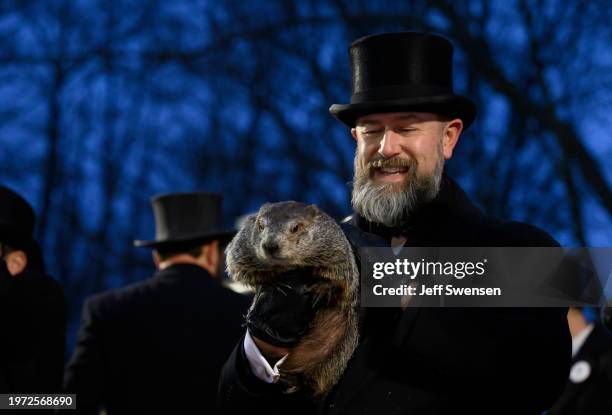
[
  {"x1": 218, "y1": 175, "x2": 572, "y2": 414},
  {"x1": 65, "y1": 263, "x2": 250, "y2": 414},
  {"x1": 549, "y1": 323, "x2": 612, "y2": 414},
  {"x1": 0, "y1": 265, "x2": 66, "y2": 394}
]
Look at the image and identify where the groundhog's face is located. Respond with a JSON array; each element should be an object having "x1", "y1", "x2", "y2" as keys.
[{"x1": 253, "y1": 202, "x2": 321, "y2": 266}]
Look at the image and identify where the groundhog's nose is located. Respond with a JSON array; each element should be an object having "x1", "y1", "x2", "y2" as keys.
[{"x1": 262, "y1": 241, "x2": 279, "y2": 256}]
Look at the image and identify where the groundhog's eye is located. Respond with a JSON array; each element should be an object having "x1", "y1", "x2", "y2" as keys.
[
  {"x1": 257, "y1": 220, "x2": 265, "y2": 231},
  {"x1": 290, "y1": 223, "x2": 302, "y2": 233}
]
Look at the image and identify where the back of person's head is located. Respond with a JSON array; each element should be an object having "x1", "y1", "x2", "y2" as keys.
[
  {"x1": 153, "y1": 238, "x2": 221, "y2": 277},
  {"x1": 154, "y1": 240, "x2": 208, "y2": 262},
  {"x1": 134, "y1": 192, "x2": 232, "y2": 277},
  {"x1": 0, "y1": 185, "x2": 45, "y2": 275}
]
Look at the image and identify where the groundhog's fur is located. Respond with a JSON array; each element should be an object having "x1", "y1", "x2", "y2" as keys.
[{"x1": 226, "y1": 201, "x2": 359, "y2": 397}]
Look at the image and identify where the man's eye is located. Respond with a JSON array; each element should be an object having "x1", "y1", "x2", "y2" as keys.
[{"x1": 398, "y1": 128, "x2": 416, "y2": 133}]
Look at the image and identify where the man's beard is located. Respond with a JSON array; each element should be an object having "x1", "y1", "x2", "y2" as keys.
[{"x1": 351, "y1": 146, "x2": 444, "y2": 228}]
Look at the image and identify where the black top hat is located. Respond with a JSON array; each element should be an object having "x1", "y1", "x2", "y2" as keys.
[
  {"x1": 0, "y1": 185, "x2": 37, "y2": 252},
  {"x1": 134, "y1": 192, "x2": 234, "y2": 249},
  {"x1": 329, "y1": 32, "x2": 477, "y2": 128}
]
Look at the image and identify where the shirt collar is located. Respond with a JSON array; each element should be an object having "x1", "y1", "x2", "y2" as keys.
[{"x1": 572, "y1": 323, "x2": 594, "y2": 357}]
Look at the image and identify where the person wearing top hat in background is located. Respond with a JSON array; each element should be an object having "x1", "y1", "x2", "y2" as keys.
[
  {"x1": 64, "y1": 192, "x2": 251, "y2": 414},
  {"x1": 218, "y1": 32, "x2": 571, "y2": 414},
  {"x1": 547, "y1": 307, "x2": 612, "y2": 414},
  {"x1": 0, "y1": 185, "x2": 66, "y2": 394}
]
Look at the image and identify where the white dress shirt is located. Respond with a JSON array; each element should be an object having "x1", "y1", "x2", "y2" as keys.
[
  {"x1": 243, "y1": 330, "x2": 288, "y2": 383},
  {"x1": 571, "y1": 323, "x2": 594, "y2": 357}
]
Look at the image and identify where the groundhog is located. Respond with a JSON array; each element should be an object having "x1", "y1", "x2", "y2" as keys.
[{"x1": 226, "y1": 201, "x2": 359, "y2": 397}]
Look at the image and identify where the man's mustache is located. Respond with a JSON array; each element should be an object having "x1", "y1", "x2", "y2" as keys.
[{"x1": 366, "y1": 156, "x2": 416, "y2": 173}]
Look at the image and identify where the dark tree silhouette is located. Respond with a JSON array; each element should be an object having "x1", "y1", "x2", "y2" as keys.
[{"x1": 0, "y1": 0, "x2": 609, "y2": 354}]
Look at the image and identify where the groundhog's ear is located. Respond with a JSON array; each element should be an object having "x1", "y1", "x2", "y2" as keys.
[
  {"x1": 306, "y1": 204, "x2": 321, "y2": 217},
  {"x1": 235, "y1": 213, "x2": 257, "y2": 230}
]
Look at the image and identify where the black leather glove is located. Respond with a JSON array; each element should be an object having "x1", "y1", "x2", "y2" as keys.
[
  {"x1": 246, "y1": 268, "x2": 319, "y2": 348},
  {"x1": 246, "y1": 223, "x2": 387, "y2": 348}
]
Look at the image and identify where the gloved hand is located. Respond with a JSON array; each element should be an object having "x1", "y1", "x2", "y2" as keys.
[
  {"x1": 246, "y1": 223, "x2": 387, "y2": 349},
  {"x1": 246, "y1": 268, "x2": 318, "y2": 348}
]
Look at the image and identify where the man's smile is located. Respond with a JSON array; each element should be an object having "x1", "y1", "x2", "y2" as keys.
[{"x1": 369, "y1": 158, "x2": 412, "y2": 183}]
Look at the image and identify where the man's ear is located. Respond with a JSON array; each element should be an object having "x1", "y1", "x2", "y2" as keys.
[
  {"x1": 351, "y1": 127, "x2": 358, "y2": 142},
  {"x1": 6, "y1": 250, "x2": 27, "y2": 276},
  {"x1": 202, "y1": 241, "x2": 220, "y2": 277},
  {"x1": 199, "y1": 241, "x2": 214, "y2": 262},
  {"x1": 152, "y1": 251, "x2": 161, "y2": 269},
  {"x1": 442, "y1": 118, "x2": 463, "y2": 160}
]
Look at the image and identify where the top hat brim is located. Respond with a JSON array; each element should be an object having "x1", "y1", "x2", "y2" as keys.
[
  {"x1": 133, "y1": 229, "x2": 236, "y2": 249},
  {"x1": 329, "y1": 94, "x2": 477, "y2": 129}
]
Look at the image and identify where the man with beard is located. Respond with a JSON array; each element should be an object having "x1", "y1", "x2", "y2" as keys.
[
  {"x1": 65, "y1": 192, "x2": 250, "y2": 414},
  {"x1": 350, "y1": 111, "x2": 447, "y2": 229},
  {"x1": 0, "y1": 185, "x2": 66, "y2": 394},
  {"x1": 218, "y1": 32, "x2": 571, "y2": 414}
]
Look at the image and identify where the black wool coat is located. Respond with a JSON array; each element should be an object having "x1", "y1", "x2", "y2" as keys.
[
  {"x1": 64, "y1": 263, "x2": 251, "y2": 415},
  {"x1": 218, "y1": 175, "x2": 572, "y2": 415},
  {"x1": 548, "y1": 323, "x2": 612, "y2": 414},
  {"x1": 0, "y1": 266, "x2": 66, "y2": 394}
]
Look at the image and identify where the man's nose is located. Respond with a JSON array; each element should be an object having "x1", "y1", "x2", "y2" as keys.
[{"x1": 377, "y1": 130, "x2": 401, "y2": 158}]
